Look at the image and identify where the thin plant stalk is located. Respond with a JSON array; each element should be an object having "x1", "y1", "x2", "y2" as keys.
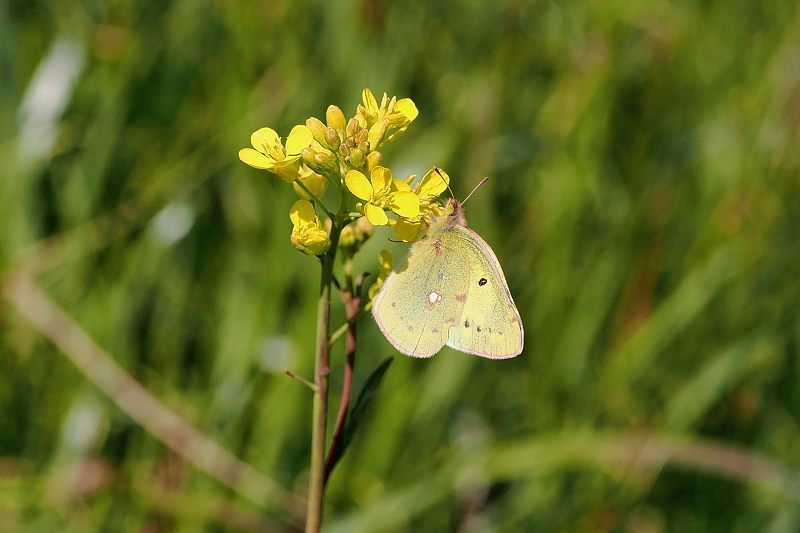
[
  {"x1": 325, "y1": 261, "x2": 359, "y2": 482},
  {"x1": 306, "y1": 250, "x2": 333, "y2": 532},
  {"x1": 306, "y1": 203, "x2": 345, "y2": 532}
]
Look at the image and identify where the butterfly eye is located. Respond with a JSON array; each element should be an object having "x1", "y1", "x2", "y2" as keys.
[{"x1": 478, "y1": 278, "x2": 488, "y2": 286}]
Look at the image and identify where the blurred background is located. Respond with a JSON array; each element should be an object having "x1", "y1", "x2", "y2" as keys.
[{"x1": 2, "y1": 1, "x2": 800, "y2": 531}]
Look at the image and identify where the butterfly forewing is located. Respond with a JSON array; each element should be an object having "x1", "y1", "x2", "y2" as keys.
[
  {"x1": 373, "y1": 232, "x2": 469, "y2": 357},
  {"x1": 443, "y1": 227, "x2": 524, "y2": 358}
]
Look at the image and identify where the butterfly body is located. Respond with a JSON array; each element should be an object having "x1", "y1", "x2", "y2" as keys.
[{"x1": 372, "y1": 200, "x2": 524, "y2": 358}]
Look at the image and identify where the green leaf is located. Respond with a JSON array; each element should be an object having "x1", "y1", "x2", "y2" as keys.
[{"x1": 340, "y1": 356, "x2": 394, "y2": 461}]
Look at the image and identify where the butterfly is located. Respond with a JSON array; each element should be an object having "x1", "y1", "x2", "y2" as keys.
[{"x1": 372, "y1": 181, "x2": 524, "y2": 359}]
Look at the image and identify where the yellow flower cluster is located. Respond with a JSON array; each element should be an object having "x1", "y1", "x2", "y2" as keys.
[{"x1": 239, "y1": 88, "x2": 448, "y2": 256}]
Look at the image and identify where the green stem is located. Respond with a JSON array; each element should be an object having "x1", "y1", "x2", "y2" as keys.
[
  {"x1": 294, "y1": 178, "x2": 335, "y2": 219},
  {"x1": 306, "y1": 255, "x2": 332, "y2": 533},
  {"x1": 329, "y1": 300, "x2": 372, "y2": 347},
  {"x1": 306, "y1": 191, "x2": 346, "y2": 533},
  {"x1": 329, "y1": 320, "x2": 351, "y2": 349}
]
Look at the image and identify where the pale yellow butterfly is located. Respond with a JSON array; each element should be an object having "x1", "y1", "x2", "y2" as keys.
[{"x1": 372, "y1": 177, "x2": 524, "y2": 358}]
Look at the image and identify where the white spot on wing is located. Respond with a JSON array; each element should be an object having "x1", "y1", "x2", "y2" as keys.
[{"x1": 427, "y1": 291, "x2": 442, "y2": 304}]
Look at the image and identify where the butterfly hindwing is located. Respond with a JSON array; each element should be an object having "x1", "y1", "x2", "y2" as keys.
[
  {"x1": 372, "y1": 233, "x2": 469, "y2": 357},
  {"x1": 442, "y1": 226, "x2": 524, "y2": 358}
]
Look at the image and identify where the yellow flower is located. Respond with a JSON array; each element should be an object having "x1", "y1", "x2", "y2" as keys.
[
  {"x1": 289, "y1": 199, "x2": 330, "y2": 256},
  {"x1": 293, "y1": 166, "x2": 328, "y2": 200},
  {"x1": 368, "y1": 249, "x2": 393, "y2": 301},
  {"x1": 239, "y1": 125, "x2": 313, "y2": 182},
  {"x1": 391, "y1": 167, "x2": 451, "y2": 242},
  {"x1": 345, "y1": 166, "x2": 419, "y2": 226},
  {"x1": 357, "y1": 89, "x2": 418, "y2": 143}
]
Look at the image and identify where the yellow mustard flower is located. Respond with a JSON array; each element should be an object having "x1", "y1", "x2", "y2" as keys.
[
  {"x1": 239, "y1": 125, "x2": 313, "y2": 182},
  {"x1": 368, "y1": 249, "x2": 393, "y2": 301},
  {"x1": 391, "y1": 167, "x2": 451, "y2": 242},
  {"x1": 344, "y1": 166, "x2": 419, "y2": 226},
  {"x1": 289, "y1": 199, "x2": 330, "y2": 256},
  {"x1": 357, "y1": 89, "x2": 418, "y2": 143},
  {"x1": 293, "y1": 166, "x2": 328, "y2": 200}
]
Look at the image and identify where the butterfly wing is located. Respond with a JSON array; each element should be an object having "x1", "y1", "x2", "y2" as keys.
[
  {"x1": 442, "y1": 226, "x2": 524, "y2": 358},
  {"x1": 372, "y1": 233, "x2": 469, "y2": 357}
]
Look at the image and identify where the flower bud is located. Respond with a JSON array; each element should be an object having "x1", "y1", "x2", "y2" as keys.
[
  {"x1": 359, "y1": 141, "x2": 370, "y2": 153},
  {"x1": 348, "y1": 148, "x2": 365, "y2": 168},
  {"x1": 368, "y1": 119, "x2": 388, "y2": 148},
  {"x1": 326, "y1": 105, "x2": 346, "y2": 132},
  {"x1": 325, "y1": 127, "x2": 340, "y2": 148},
  {"x1": 338, "y1": 143, "x2": 349, "y2": 157},
  {"x1": 346, "y1": 136, "x2": 356, "y2": 148},
  {"x1": 355, "y1": 128, "x2": 368, "y2": 145},
  {"x1": 366, "y1": 150, "x2": 382, "y2": 172},
  {"x1": 339, "y1": 216, "x2": 374, "y2": 254},
  {"x1": 314, "y1": 152, "x2": 337, "y2": 173},
  {"x1": 301, "y1": 147, "x2": 319, "y2": 169},
  {"x1": 346, "y1": 118, "x2": 359, "y2": 138},
  {"x1": 305, "y1": 117, "x2": 328, "y2": 147}
]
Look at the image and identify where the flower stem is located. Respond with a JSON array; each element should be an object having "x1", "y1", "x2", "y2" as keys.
[
  {"x1": 324, "y1": 262, "x2": 359, "y2": 482},
  {"x1": 306, "y1": 208, "x2": 344, "y2": 532},
  {"x1": 306, "y1": 250, "x2": 331, "y2": 530},
  {"x1": 294, "y1": 178, "x2": 335, "y2": 219},
  {"x1": 329, "y1": 300, "x2": 372, "y2": 348}
]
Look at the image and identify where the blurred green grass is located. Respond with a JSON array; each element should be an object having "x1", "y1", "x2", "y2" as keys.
[{"x1": 2, "y1": 0, "x2": 800, "y2": 531}]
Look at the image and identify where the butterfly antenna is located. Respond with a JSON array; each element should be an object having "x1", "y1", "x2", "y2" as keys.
[
  {"x1": 461, "y1": 177, "x2": 489, "y2": 206},
  {"x1": 433, "y1": 166, "x2": 457, "y2": 200}
]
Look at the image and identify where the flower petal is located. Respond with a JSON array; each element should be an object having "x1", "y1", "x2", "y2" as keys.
[
  {"x1": 368, "y1": 119, "x2": 388, "y2": 147},
  {"x1": 388, "y1": 191, "x2": 420, "y2": 218},
  {"x1": 251, "y1": 127, "x2": 280, "y2": 152},
  {"x1": 290, "y1": 199, "x2": 316, "y2": 228},
  {"x1": 345, "y1": 170, "x2": 374, "y2": 201},
  {"x1": 394, "y1": 217, "x2": 425, "y2": 242},
  {"x1": 291, "y1": 224, "x2": 330, "y2": 256},
  {"x1": 364, "y1": 203, "x2": 389, "y2": 226},
  {"x1": 370, "y1": 166, "x2": 392, "y2": 193},
  {"x1": 285, "y1": 125, "x2": 313, "y2": 155},
  {"x1": 293, "y1": 168, "x2": 328, "y2": 200},
  {"x1": 416, "y1": 167, "x2": 449, "y2": 197},
  {"x1": 239, "y1": 148, "x2": 274, "y2": 169},
  {"x1": 271, "y1": 155, "x2": 302, "y2": 182},
  {"x1": 394, "y1": 98, "x2": 419, "y2": 122},
  {"x1": 392, "y1": 178, "x2": 411, "y2": 192},
  {"x1": 362, "y1": 88, "x2": 379, "y2": 115}
]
